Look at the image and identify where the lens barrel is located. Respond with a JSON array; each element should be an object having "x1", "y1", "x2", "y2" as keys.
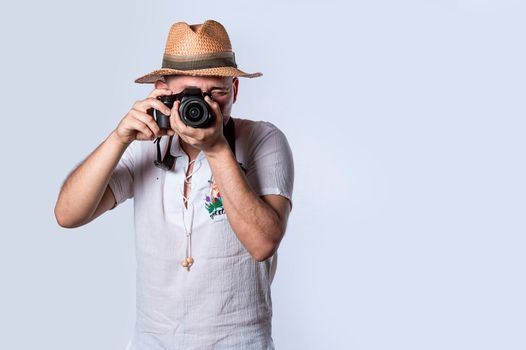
[{"x1": 180, "y1": 97, "x2": 212, "y2": 128}]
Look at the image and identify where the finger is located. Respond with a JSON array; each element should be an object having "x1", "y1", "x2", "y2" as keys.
[
  {"x1": 147, "y1": 88, "x2": 174, "y2": 99},
  {"x1": 204, "y1": 95, "x2": 223, "y2": 127},
  {"x1": 134, "y1": 97, "x2": 173, "y2": 115},
  {"x1": 127, "y1": 118, "x2": 155, "y2": 140},
  {"x1": 155, "y1": 128, "x2": 172, "y2": 137},
  {"x1": 130, "y1": 108, "x2": 164, "y2": 138},
  {"x1": 169, "y1": 100, "x2": 196, "y2": 137}
]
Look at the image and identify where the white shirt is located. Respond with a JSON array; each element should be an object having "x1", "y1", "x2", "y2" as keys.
[{"x1": 108, "y1": 117, "x2": 294, "y2": 350}]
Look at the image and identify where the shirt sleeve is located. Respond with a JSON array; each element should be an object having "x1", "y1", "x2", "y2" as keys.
[
  {"x1": 107, "y1": 142, "x2": 135, "y2": 209},
  {"x1": 245, "y1": 122, "x2": 295, "y2": 211}
]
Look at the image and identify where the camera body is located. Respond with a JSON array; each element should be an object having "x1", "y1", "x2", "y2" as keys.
[{"x1": 150, "y1": 87, "x2": 213, "y2": 129}]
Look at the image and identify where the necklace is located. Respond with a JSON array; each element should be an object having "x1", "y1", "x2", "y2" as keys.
[
  {"x1": 179, "y1": 156, "x2": 215, "y2": 271},
  {"x1": 170, "y1": 117, "x2": 237, "y2": 272}
]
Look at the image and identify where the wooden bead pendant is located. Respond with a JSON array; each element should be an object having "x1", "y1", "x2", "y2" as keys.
[{"x1": 181, "y1": 256, "x2": 194, "y2": 268}]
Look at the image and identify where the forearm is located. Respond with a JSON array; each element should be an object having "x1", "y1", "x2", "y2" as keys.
[
  {"x1": 54, "y1": 130, "x2": 129, "y2": 227},
  {"x1": 204, "y1": 141, "x2": 282, "y2": 261}
]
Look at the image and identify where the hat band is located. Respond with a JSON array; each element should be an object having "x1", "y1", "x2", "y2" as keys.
[{"x1": 162, "y1": 52, "x2": 237, "y2": 71}]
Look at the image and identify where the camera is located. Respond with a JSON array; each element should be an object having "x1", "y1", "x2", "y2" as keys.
[{"x1": 149, "y1": 87, "x2": 213, "y2": 129}]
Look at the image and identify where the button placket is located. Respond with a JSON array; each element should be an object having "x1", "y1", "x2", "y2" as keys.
[{"x1": 181, "y1": 154, "x2": 208, "y2": 208}]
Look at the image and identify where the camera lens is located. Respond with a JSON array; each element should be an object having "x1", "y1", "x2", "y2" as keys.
[
  {"x1": 187, "y1": 105, "x2": 203, "y2": 120},
  {"x1": 180, "y1": 97, "x2": 211, "y2": 128},
  {"x1": 178, "y1": 90, "x2": 212, "y2": 128}
]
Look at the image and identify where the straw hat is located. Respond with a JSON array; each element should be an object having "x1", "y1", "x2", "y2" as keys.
[{"x1": 134, "y1": 20, "x2": 262, "y2": 84}]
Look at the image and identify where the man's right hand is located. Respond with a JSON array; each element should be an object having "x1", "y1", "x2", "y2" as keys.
[{"x1": 114, "y1": 88, "x2": 176, "y2": 145}]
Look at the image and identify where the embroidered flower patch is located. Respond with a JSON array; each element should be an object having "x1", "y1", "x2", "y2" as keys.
[{"x1": 205, "y1": 180, "x2": 225, "y2": 219}]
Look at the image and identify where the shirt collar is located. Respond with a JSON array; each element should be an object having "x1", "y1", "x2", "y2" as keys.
[
  {"x1": 169, "y1": 135, "x2": 207, "y2": 161},
  {"x1": 169, "y1": 134, "x2": 186, "y2": 158}
]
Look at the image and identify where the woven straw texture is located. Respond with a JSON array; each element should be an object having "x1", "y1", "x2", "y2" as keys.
[
  {"x1": 165, "y1": 21, "x2": 232, "y2": 55},
  {"x1": 134, "y1": 20, "x2": 262, "y2": 84}
]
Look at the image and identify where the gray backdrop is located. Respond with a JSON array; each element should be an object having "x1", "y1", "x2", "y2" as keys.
[{"x1": 1, "y1": 0, "x2": 525, "y2": 349}]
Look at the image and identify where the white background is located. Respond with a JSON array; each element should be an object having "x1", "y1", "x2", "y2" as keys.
[{"x1": 0, "y1": 0, "x2": 525, "y2": 349}]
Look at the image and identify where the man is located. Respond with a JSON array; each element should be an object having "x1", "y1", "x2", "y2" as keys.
[{"x1": 54, "y1": 19, "x2": 294, "y2": 349}]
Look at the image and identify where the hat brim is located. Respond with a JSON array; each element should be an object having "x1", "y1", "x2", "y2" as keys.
[{"x1": 134, "y1": 67, "x2": 262, "y2": 84}]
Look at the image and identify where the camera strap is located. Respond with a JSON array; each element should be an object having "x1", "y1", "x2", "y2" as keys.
[{"x1": 224, "y1": 116, "x2": 236, "y2": 158}]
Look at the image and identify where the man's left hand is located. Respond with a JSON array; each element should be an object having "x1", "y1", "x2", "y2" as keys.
[{"x1": 168, "y1": 95, "x2": 228, "y2": 153}]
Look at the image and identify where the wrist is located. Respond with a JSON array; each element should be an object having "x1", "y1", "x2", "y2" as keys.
[
  {"x1": 203, "y1": 137, "x2": 230, "y2": 158},
  {"x1": 108, "y1": 129, "x2": 132, "y2": 149}
]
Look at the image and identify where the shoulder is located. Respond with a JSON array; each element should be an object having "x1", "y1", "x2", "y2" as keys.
[
  {"x1": 232, "y1": 117, "x2": 288, "y2": 148},
  {"x1": 233, "y1": 116, "x2": 282, "y2": 132},
  {"x1": 119, "y1": 136, "x2": 157, "y2": 170}
]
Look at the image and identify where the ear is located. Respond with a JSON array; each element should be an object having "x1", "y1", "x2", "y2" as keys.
[
  {"x1": 232, "y1": 77, "x2": 239, "y2": 104},
  {"x1": 154, "y1": 79, "x2": 168, "y2": 90}
]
